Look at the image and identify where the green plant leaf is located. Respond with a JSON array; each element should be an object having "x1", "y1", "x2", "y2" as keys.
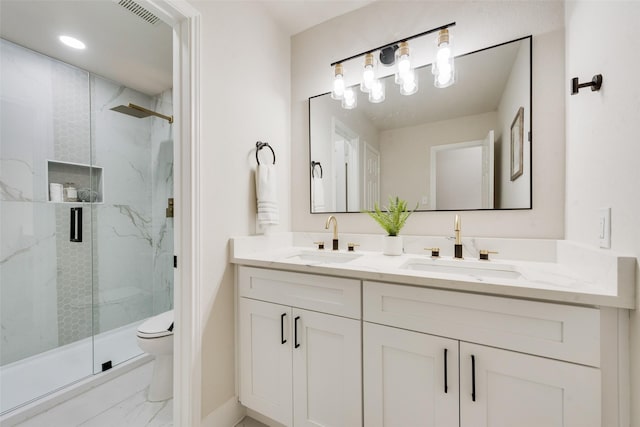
[{"x1": 363, "y1": 196, "x2": 416, "y2": 236}]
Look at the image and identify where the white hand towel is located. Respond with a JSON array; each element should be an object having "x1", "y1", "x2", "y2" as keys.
[
  {"x1": 312, "y1": 176, "x2": 325, "y2": 212},
  {"x1": 256, "y1": 164, "x2": 279, "y2": 225}
]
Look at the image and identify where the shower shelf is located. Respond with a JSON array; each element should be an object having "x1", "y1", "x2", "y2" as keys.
[{"x1": 47, "y1": 160, "x2": 104, "y2": 203}]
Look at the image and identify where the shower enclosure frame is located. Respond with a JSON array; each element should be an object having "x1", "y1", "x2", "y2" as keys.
[{"x1": 1, "y1": 42, "x2": 173, "y2": 422}]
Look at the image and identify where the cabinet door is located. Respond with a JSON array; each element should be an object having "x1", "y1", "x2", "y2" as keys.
[
  {"x1": 239, "y1": 298, "x2": 293, "y2": 426},
  {"x1": 363, "y1": 322, "x2": 459, "y2": 427},
  {"x1": 460, "y1": 342, "x2": 601, "y2": 427},
  {"x1": 292, "y1": 308, "x2": 362, "y2": 427}
]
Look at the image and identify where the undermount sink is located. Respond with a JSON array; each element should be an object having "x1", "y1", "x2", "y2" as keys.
[
  {"x1": 285, "y1": 250, "x2": 362, "y2": 264},
  {"x1": 400, "y1": 258, "x2": 522, "y2": 280}
]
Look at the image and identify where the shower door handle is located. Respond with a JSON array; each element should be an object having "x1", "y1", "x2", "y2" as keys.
[{"x1": 70, "y1": 207, "x2": 82, "y2": 242}]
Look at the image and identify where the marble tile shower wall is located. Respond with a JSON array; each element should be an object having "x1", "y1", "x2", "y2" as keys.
[
  {"x1": 54, "y1": 203, "x2": 93, "y2": 346},
  {"x1": 90, "y1": 78, "x2": 175, "y2": 332},
  {"x1": 51, "y1": 58, "x2": 94, "y2": 346},
  {"x1": 91, "y1": 76, "x2": 155, "y2": 333},
  {"x1": 0, "y1": 39, "x2": 173, "y2": 365},
  {"x1": 1, "y1": 40, "x2": 60, "y2": 364}
]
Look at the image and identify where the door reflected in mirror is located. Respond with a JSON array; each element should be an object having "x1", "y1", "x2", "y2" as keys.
[{"x1": 309, "y1": 36, "x2": 532, "y2": 213}]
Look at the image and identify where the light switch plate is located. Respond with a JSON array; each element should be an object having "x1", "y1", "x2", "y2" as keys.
[{"x1": 598, "y1": 207, "x2": 611, "y2": 249}]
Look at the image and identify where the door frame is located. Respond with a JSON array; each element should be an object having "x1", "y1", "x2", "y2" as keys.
[
  {"x1": 363, "y1": 142, "x2": 380, "y2": 211},
  {"x1": 331, "y1": 118, "x2": 360, "y2": 212},
  {"x1": 429, "y1": 133, "x2": 494, "y2": 210},
  {"x1": 143, "y1": 1, "x2": 201, "y2": 426}
]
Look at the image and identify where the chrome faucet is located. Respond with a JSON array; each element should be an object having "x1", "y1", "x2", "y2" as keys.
[
  {"x1": 325, "y1": 215, "x2": 339, "y2": 250},
  {"x1": 454, "y1": 214, "x2": 463, "y2": 259}
]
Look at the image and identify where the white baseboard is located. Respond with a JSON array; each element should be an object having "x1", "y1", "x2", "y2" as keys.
[{"x1": 202, "y1": 396, "x2": 245, "y2": 427}]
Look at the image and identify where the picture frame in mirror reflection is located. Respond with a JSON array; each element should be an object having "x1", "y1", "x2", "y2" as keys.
[{"x1": 510, "y1": 106, "x2": 524, "y2": 181}]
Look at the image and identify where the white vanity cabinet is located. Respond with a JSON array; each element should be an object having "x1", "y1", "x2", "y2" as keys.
[
  {"x1": 235, "y1": 260, "x2": 626, "y2": 427},
  {"x1": 458, "y1": 342, "x2": 600, "y2": 427},
  {"x1": 363, "y1": 281, "x2": 602, "y2": 427},
  {"x1": 238, "y1": 267, "x2": 362, "y2": 427},
  {"x1": 363, "y1": 322, "x2": 460, "y2": 426}
]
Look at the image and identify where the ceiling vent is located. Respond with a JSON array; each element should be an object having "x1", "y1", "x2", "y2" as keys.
[{"x1": 117, "y1": 0, "x2": 160, "y2": 25}]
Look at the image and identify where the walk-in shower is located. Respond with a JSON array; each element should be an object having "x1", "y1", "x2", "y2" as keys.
[{"x1": 0, "y1": 38, "x2": 174, "y2": 415}]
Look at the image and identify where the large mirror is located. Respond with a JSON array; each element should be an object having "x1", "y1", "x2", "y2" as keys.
[{"x1": 309, "y1": 36, "x2": 532, "y2": 213}]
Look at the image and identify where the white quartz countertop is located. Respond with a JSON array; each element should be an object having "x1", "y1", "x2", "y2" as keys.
[{"x1": 230, "y1": 234, "x2": 636, "y2": 309}]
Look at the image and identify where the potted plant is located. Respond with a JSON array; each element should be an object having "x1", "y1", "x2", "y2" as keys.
[{"x1": 365, "y1": 196, "x2": 416, "y2": 255}]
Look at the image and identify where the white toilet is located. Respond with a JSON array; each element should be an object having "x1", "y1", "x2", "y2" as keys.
[{"x1": 136, "y1": 310, "x2": 174, "y2": 401}]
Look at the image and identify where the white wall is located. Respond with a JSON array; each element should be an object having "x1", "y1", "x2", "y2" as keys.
[
  {"x1": 190, "y1": 1, "x2": 291, "y2": 421},
  {"x1": 291, "y1": 1, "x2": 565, "y2": 238},
  {"x1": 564, "y1": 1, "x2": 640, "y2": 425},
  {"x1": 379, "y1": 111, "x2": 498, "y2": 210}
]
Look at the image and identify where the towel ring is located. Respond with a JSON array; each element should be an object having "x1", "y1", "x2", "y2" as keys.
[
  {"x1": 311, "y1": 161, "x2": 323, "y2": 178},
  {"x1": 256, "y1": 141, "x2": 276, "y2": 165}
]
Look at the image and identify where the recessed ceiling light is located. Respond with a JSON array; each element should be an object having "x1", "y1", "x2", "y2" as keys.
[{"x1": 59, "y1": 35, "x2": 86, "y2": 50}]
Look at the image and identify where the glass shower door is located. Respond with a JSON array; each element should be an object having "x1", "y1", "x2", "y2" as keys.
[
  {"x1": 89, "y1": 75, "x2": 174, "y2": 373},
  {"x1": 0, "y1": 38, "x2": 174, "y2": 414},
  {"x1": 0, "y1": 39, "x2": 94, "y2": 413}
]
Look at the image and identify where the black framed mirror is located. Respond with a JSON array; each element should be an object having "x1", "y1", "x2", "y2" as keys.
[{"x1": 309, "y1": 36, "x2": 532, "y2": 213}]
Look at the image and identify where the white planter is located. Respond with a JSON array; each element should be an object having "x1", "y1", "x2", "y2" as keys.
[{"x1": 383, "y1": 235, "x2": 403, "y2": 256}]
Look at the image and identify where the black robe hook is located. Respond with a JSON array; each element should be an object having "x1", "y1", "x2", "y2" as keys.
[{"x1": 571, "y1": 74, "x2": 602, "y2": 95}]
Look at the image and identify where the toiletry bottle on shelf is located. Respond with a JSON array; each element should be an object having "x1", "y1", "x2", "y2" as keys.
[
  {"x1": 49, "y1": 183, "x2": 63, "y2": 202},
  {"x1": 63, "y1": 183, "x2": 78, "y2": 202}
]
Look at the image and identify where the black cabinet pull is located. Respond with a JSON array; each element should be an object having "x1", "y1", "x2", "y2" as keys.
[
  {"x1": 444, "y1": 348, "x2": 448, "y2": 393},
  {"x1": 294, "y1": 316, "x2": 300, "y2": 349},
  {"x1": 70, "y1": 207, "x2": 82, "y2": 242},
  {"x1": 280, "y1": 313, "x2": 287, "y2": 344},
  {"x1": 471, "y1": 354, "x2": 476, "y2": 402}
]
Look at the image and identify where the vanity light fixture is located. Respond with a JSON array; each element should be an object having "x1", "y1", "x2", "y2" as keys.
[
  {"x1": 360, "y1": 53, "x2": 376, "y2": 93},
  {"x1": 394, "y1": 41, "x2": 419, "y2": 96},
  {"x1": 399, "y1": 69, "x2": 419, "y2": 96},
  {"x1": 329, "y1": 22, "x2": 456, "y2": 109},
  {"x1": 369, "y1": 79, "x2": 385, "y2": 103},
  {"x1": 379, "y1": 45, "x2": 398, "y2": 66},
  {"x1": 395, "y1": 41, "x2": 412, "y2": 81},
  {"x1": 342, "y1": 87, "x2": 357, "y2": 109},
  {"x1": 433, "y1": 28, "x2": 455, "y2": 88},
  {"x1": 331, "y1": 63, "x2": 345, "y2": 100}
]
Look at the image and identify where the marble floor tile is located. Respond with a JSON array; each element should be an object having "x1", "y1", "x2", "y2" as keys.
[
  {"x1": 12, "y1": 362, "x2": 173, "y2": 427},
  {"x1": 77, "y1": 389, "x2": 172, "y2": 427}
]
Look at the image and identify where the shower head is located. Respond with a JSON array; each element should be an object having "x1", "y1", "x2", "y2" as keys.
[{"x1": 110, "y1": 103, "x2": 173, "y2": 123}]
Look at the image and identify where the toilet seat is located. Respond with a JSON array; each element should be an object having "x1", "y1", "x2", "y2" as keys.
[{"x1": 137, "y1": 310, "x2": 174, "y2": 339}]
